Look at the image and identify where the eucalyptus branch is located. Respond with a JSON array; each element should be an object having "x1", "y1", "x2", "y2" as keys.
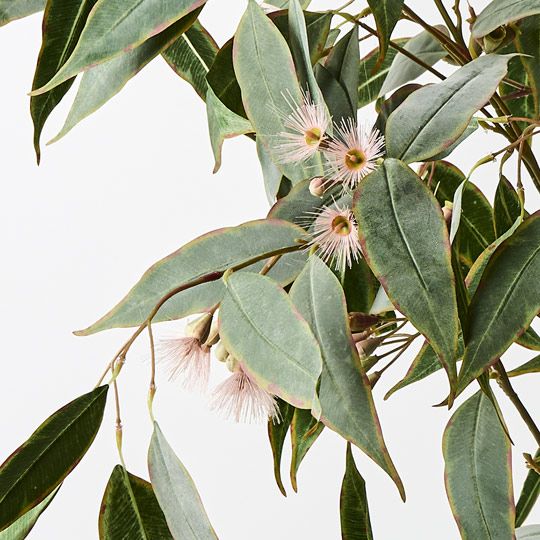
[
  {"x1": 432, "y1": 0, "x2": 467, "y2": 50},
  {"x1": 494, "y1": 361, "x2": 540, "y2": 447}
]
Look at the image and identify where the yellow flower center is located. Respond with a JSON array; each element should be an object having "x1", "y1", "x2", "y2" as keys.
[
  {"x1": 345, "y1": 148, "x2": 367, "y2": 170},
  {"x1": 331, "y1": 215, "x2": 351, "y2": 236},
  {"x1": 304, "y1": 127, "x2": 322, "y2": 146}
]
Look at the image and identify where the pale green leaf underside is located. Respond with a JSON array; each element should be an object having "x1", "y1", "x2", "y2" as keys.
[
  {"x1": 0, "y1": 0, "x2": 44, "y2": 26},
  {"x1": 472, "y1": 0, "x2": 540, "y2": 38}
]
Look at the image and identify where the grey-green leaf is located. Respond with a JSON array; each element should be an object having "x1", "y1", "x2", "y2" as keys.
[
  {"x1": 354, "y1": 159, "x2": 459, "y2": 395},
  {"x1": 340, "y1": 443, "x2": 373, "y2": 540},
  {"x1": 443, "y1": 391, "x2": 515, "y2": 540},
  {"x1": 472, "y1": 0, "x2": 540, "y2": 38},
  {"x1": 386, "y1": 54, "x2": 514, "y2": 163},
  {"x1": 458, "y1": 213, "x2": 540, "y2": 393},
  {"x1": 219, "y1": 271, "x2": 322, "y2": 411},
  {"x1": 0, "y1": 0, "x2": 44, "y2": 26},
  {"x1": 148, "y1": 423, "x2": 217, "y2": 539},
  {"x1": 518, "y1": 526, "x2": 540, "y2": 539},
  {"x1": 508, "y1": 354, "x2": 540, "y2": 377},
  {"x1": 379, "y1": 27, "x2": 448, "y2": 97},
  {"x1": 268, "y1": 399, "x2": 294, "y2": 496},
  {"x1": 290, "y1": 256, "x2": 404, "y2": 499},
  {"x1": 0, "y1": 489, "x2": 57, "y2": 540},
  {"x1": 0, "y1": 386, "x2": 108, "y2": 531},
  {"x1": 31, "y1": 0, "x2": 207, "y2": 95},
  {"x1": 50, "y1": 10, "x2": 201, "y2": 144},
  {"x1": 99, "y1": 465, "x2": 173, "y2": 540},
  {"x1": 367, "y1": 0, "x2": 405, "y2": 65},
  {"x1": 76, "y1": 219, "x2": 306, "y2": 335},
  {"x1": 516, "y1": 450, "x2": 540, "y2": 527}
]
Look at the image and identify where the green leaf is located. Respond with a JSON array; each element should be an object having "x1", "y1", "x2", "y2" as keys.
[
  {"x1": 49, "y1": 10, "x2": 201, "y2": 144},
  {"x1": 31, "y1": 0, "x2": 207, "y2": 95},
  {"x1": 379, "y1": 27, "x2": 448, "y2": 97},
  {"x1": 516, "y1": 450, "x2": 540, "y2": 527},
  {"x1": 233, "y1": 0, "x2": 317, "y2": 183},
  {"x1": 0, "y1": 488, "x2": 57, "y2": 540},
  {"x1": 342, "y1": 258, "x2": 379, "y2": 313},
  {"x1": 367, "y1": 0, "x2": 405, "y2": 65},
  {"x1": 429, "y1": 119, "x2": 479, "y2": 162},
  {"x1": 358, "y1": 40, "x2": 406, "y2": 108},
  {"x1": 267, "y1": 399, "x2": 294, "y2": 496},
  {"x1": 76, "y1": 219, "x2": 306, "y2": 335},
  {"x1": 267, "y1": 0, "x2": 311, "y2": 8},
  {"x1": 219, "y1": 271, "x2": 322, "y2": 411},
  {"x1": 0, "y1": 0, "x2": 44, "y2": 27},
  {"x1": 290, "y1": 408, "x2": 324, "y2": 492},
  {"x1": 374, "y1": 83, "x2": 423, "y2": 135},
  {"x1": 518, "y1": 526, "x2": 540, "y2": 539},
  {"x1": 340, "y1": 443, "x2": 373, "y2": 540},
  {"x1": 316, "y1": 63, "x2": 353, "y2": 123},
  {"x1": 494, "y1": 176, "x2": 523, "y2": 238},
  {"x1": 0, "y1": 386, "x2": 108, "y2": 531},
  {"x1": 162, "y1": 21, "x2": 218, "y2": 100},
  {"x1": 508, "y1": 354, "x2": 540, "y2": 377},
  {"x1": 148, "y1": 423, "x2": 217, "y2": 539},
  {"x1": 386, "y1": 54, "x2": 514, "y2": 164},
  {"x1": 354, "y1": 159, "x2": 459, "y2": 395},
  {"x1": 290, "y1": 256, "x2": 404, "y2": 499},
  {"x1": 428, "y1": 161, "x2": 495, "y2": 269},
  {"x1": 458, "y1": 213, "x2": 540, "y2": 393},
  {"x1": 206, "y1": 38, "x2": 245, "y2": 118},
  {"x1": 517, "y1": 327, "x2": 540, "y2": 351},
  {"x1": 30, "y1": 0, "x2": 98, "y2": 162},
  {"x1": 257, "y1": 139, "x2": 284, "y2": 203},
  {"x1": 514, "y1": 15, "x2": 540, "y2": 118},
  {"x1": 99, "y1": 465, "x2": 173, "y2": 540},
  {"x1": 472, "y1": 0, "x2": 540, "y2": 38},
  {"x1": 443, "y1": 391, "x2": 515, "y2": 539},
  {"x1": 206, "y1": 86, "x2": 253, "y2": 173}
]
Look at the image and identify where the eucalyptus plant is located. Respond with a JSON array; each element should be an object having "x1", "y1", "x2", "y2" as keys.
[{"x1": 1, "y1": 0, "x2": 539, "y2": 538}]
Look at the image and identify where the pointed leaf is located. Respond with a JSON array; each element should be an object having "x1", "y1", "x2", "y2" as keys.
[
  {"x1": 443, "y1": 391, "x2": 515, "y2": 539},
  {"x1": 340, "y1": 443, "x2": 373, "y2": 540},
  {"x1": 0, "y1": 386, "x2": 108, "y2": 531},
  {"x1": 290, "y1": 256, "x2": 404, "y2": 499},
  {"x1": 148, "y1": 424, "x2": 217, "y2": 539},
  {"x1": 31, "y1": 0, "x2": 207, "y2": 94},
  {"x1": 290, "y1": 408, "x2": 324, "y2": 492},
  {"x1": 50, "y1": 10, "x2": 201, "y2": 144},
  {"x1": 472, "y1": 0, "x2": 540, "y2": 38},
  {"x1": 267, "y1": 399, "x2": 294, "y2": 496},
  {"x1": 518, "y1": 526, "x2": 540, "y2": 539},
  {"x1": 219, "y1": 272, "x2": 322, "y2": 411},
  {"x1": 162, "y1": 21, "x2": 218, "y2": 100},
  {"x1": 508, "y1": 354, "x2": 540, "y2": 377},
  {"x1": 517, "y1": 327, "x2": 540, "y2": 351},
  {"x1": 30, "y1": 0, "x2": 98, "y2": 162},
  {"x1": 386, "y1": 54, "x2": 514, "y2": 163},
  {"x1": 516, "y1": 450, "x2": 540, "y2": 527},
  {"x1": 76, "y1": 219, "x2": 306, "y2": 335},
  {"x1": 494, "y1": 176, "x2": 523, "y2": 237},
  {"x1": 367, "y1": 0, "x2": 404, "y2": 65},
  {"x1": 458, "y1": 213, "x2": 540, "y2": 392},
  {"x1": 353, "y1": 159, "x2": 459, "y2": 393},
  {"x1": 0, "y1": 0, "x2": 44, "y2": 26}
]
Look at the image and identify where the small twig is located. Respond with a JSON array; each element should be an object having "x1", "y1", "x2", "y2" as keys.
[{"x1": 147, "y1": 323, "x2": 156, "y2": 422}]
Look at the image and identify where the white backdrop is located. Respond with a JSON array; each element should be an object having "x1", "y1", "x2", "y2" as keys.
[{"x1": 1, "y1": 1, "x2": 539, "y2": 538}]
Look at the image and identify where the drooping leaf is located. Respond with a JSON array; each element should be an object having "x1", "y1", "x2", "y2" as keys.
[
  {"x1": 316, "y1": 63, "x2": 353, "y2": 123},
  {"x1": 99, "y1": 465, "x2": 173, "y2": 540},
  {"x1": 0, "y1": 0, "x2": 44, "y2": 27},
  {"x1": 76, "y1": 219, "x2": 306, "y2": 335},
  {"x1": 233, "y1": 0, "x2": 318, "y2": 183},
  {"x1": 494, "y1": 176, "x2": 523, "y2": 238},
  {"x1": 472, "y1": 0, "x2": 540, "y2": 38},
  {"x1": 31, "y1": 0, "x2": 207, "y2": 95},
  {"x1": 458, "y1": 213, "x2": 540, "y2": 393},
  {"x1": 290, "y1": 256, "x2": 404, "y2": 499},
  {"x1": 508, "y1": 354, "x2": 540, "y2": 377},
  {"x1": 0, "y1": 488, "x2": 58, "y2": 540},
  {"x1": 290, "y1": 408, "x2": 324, "y2": 492},
  {"x1": 443, "y1": 391, "x2": 515, "y2": 539},
  {"x1": 206, "y1": 86, "x2": 253, "y2": 173},
  {"x1": 385, "y1": 54, "x2": 514, "y2": 164},
  {"x1": 257, "y1": 138, "x2": 284, "y2": 203},
  {"x1": 162, "y1": 21, "x2": 218, "y2": 100},
  {"x1": 367, "y1": 0, "x2": 405, "y2": 65},
  {"x1": 267, "y1": 399, "x2": 294, "y2": 496},
  {"x1": 340, "y1": 443, "x2": 373, "y2": 540},
  {"x1": 148, "y1": 423, "x2": 217, "y2": 539},
  {"x1": 50, "y1": 10, "x2": 202, "y2": 144},
  {"x1": 358, "y1": 40, "x2": 406, "y2": 108},
  {"x1": 517, "y1": 526, "x2": 540, "y2": 539},
  {"x1": 379, "y1": 27, "x2": 448, "y2": 97},
  {"x1": 30, "y1": 0, "x2": 98, "y2": 162},
  {"x1": 219, "y1": 271, "x2": 322, "y2": 411},
  {"x1": 516, "y1": 450, "x2": 540, "y2": 527},
  {"x1": 0, "y1": 386, "x2": 108, "y2": 531},
  {"x1": 354, "y1": 159, "x2": 459, "y2": 394}
]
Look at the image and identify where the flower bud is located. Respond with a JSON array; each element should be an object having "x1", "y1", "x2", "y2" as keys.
[
  {"x1": 309, "y1": 177, "x2": 325, "y2": 197},
  {"x1": 356, "y1": 336, "x2": 385, "y2": 359},
  {"x1": 442, "y1": 201, "x2": 453, "y2": 229},
  {"x1": 226, "y1": 356, "x2": 239, "y2": 373},
  {"x1": 185, "y1": 312, "x2": 213, "y2": 341},
  {"x1": 349, "y1": 312, "x2": 380, "y2": 332},
  {"x1": 215, "y1": 341, "x2": 229, "y2": 363}
]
